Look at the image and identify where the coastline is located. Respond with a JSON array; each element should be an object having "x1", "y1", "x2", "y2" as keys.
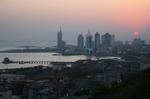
[
  {"x1": 0, "y1": 48, "x2": 57, "y2": 53},
  {"x1": 0, "y1": 48, "x2": 123, "y2": 57}
]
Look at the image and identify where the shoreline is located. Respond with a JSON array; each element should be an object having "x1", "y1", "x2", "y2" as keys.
[
  {"x1": 0, "y1": 48, "x2": 124, "y2": 57},
  {"x1": 0, "y1": 48, "x2": 57, "y2": 53}
]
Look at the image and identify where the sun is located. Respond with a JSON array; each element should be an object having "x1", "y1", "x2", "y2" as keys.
[{"x1": 134, "y1": 32, "x2": 139, "y2": 36}]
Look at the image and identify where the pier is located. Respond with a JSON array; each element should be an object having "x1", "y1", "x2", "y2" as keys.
[
  {"x1": 12, "y1": 61, "x2": 51, "y2": 65},
  {"x1": 2, "y1": 57, "x2": 74, "y2": 65}
]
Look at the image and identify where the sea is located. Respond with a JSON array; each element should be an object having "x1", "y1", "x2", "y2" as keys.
[{"x1": 0, "y1": 40, "x2": 118, "y2": 69}]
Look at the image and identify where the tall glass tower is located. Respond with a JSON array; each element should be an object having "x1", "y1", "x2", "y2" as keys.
[
  {"x1": 95, "y1": 32, "x2": 100, "y2": 51},
  {"x1": 77, "y1": 34, "x2": 84, "y2": 50},
  {"x1": 86, "y1": 29, "x2": 93, "y2": 54},
  {"x1": 57, "y1": 28, "x2": 62, "y2": 49}
]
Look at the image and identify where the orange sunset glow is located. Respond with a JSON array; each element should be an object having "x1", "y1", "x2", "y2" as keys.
[
  {"x1": 0, "y1": 0, "x2": 150, "y2": 41},
  {"x1": 134, "y1": 32, "x2": 139, "y2": 36},
  {"x1": 0, "y1": 1, "x2": 150, "y2": 98}
]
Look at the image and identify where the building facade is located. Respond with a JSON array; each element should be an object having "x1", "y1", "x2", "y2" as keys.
[
  {"x1": 86, "y1": 30, "x2": 93, "y2": 54},
  {"x1": 57, "y1": 28, "x2": 66, "y2": 51},
  {"x1": 77, "y1": 34, "x2": 84, "y2": 50},
  {"x1": 95, "y1": 32, "x2": 100, "y2": 51},
  {"x1": 102, "y1": 33, "x2": 112, "y2": 47}
]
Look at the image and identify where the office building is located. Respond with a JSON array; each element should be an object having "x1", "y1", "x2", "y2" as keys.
[
  {"x1": 57, "y1": 28, "x2": 66, "y2": 50},
  {"x1": 95, "y1": 32, "x2": 100, "y2": 51},
  {"x1": 86, "y1": 29, "x2": 93, "y2": 54},
  {"x1": 102, "y1": 33, "x2": 112, "y2": 47},
  {"x1": 77, "y1": 34, "x2": 84, "y2": 50}
]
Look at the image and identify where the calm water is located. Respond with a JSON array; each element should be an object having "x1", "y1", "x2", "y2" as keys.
[
  {"x1": 0, "y1": 52, "x2": 98, "y2": 69},
  {"x1": 0, "y1": 52, "x2": 120, "y2": 69},
  {"x1": 0, "y1": 41, "x2": 119, "y2": 69},
  {"x1": 0, "y1": 41, "x2": 88, "y2": 69},
  {"x1": 0, "y1": 40, "x2": 56, "y2": 51}
]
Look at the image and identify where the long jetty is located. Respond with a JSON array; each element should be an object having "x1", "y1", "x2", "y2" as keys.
[
  {"x1": 13, "y1": 61, "x2": 51, "y2": 64},
  {"x1": 13, "y1": 61, "x2": 73, "y2": 65},
  {"x1": 2, "y1": 57, "x2": 73, "y2": 65}
]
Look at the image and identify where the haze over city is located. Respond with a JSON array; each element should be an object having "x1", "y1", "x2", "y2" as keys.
[
  {"x1": 1, "y1": 1, "x2": 150, "y2": 99},
  {"x1": 0, "y1": 0, "x2": 150, "y2": 42}
]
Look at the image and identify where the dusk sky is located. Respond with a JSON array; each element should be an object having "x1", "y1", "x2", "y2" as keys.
[{"x1": 0, "y1": 0, "x2": 150, "y2": 43}]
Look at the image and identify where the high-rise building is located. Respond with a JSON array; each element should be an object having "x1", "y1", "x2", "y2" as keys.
[
  {"x1": 57, "y1": 27, "x2": 66, "y2": 50},
  {"x1": 57, "y1": 28, "x2": 62, "y2": 49},
  {"x1": 102, "y1": 33, "x2": 112, "y2": 47},
  {"x1": 95, "y1": 32, "x2": 100, "y2": 51},
  {"x1": 77, "y1": 34, "x2": 84, "y2": 50},
  {"x1": 86, "y1": 29, "x2": 93, "y2": 54},
  {"x1": 111, "y1": 34, "x2": 115, "y2": 46}
]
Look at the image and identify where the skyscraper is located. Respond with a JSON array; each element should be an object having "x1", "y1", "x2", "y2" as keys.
[
  {"x1": 102, "y1": 33, "x2": 111, "y2": 47},
  {"x1": 57, "y1": 27, "x2": 66, "y2": 50},
  {"x1": 95, "y1": 32, "x2": 100, "y2": 51},
  {"x1": 111, "y1": 34, "x2": 115, "y2": 46},
  {"x1": 57, "y1": 28, "x2": 62, "y2": 50},
  {"x1": 86, "y1": 29, "x2": 93, "y2": 54},
  {"x1": 77, "y1": 34, "x2": 84, "y2": 50}
]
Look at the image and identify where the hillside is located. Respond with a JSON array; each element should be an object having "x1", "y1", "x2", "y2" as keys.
[{"x1": 91, "y1": 69, "x2": 150, "y2": 99}]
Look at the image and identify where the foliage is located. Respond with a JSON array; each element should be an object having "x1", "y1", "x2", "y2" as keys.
[{"x1": 91, "y1": 69, "x2": 150, "y2": 99}]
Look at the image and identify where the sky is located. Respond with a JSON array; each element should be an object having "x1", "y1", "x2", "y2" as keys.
[{"x1": 0, "y1": 0, "x2": 150, "y2": 43}]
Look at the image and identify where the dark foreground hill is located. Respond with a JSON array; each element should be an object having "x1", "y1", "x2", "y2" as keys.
[{"x1": 91, "y1": 69, "x2": 150, "y2": 99}]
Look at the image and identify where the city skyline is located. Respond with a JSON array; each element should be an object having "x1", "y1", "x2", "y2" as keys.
[
  {"x1": 0, "y1": 1, "x2": 150, "y2": 99},
  {"x1": 0, "y1": 0, "x2": 150, "y2": 42}
]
